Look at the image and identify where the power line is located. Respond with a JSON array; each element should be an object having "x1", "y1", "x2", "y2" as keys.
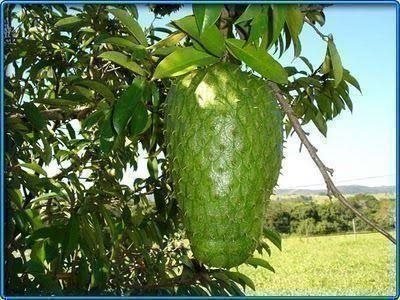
[{"x1": 281, "y1": 174, "x2": 395, "y2": 190}]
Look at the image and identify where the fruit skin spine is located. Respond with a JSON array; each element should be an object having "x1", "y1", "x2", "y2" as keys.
[{"x1": 165, "y1": 62, "x2": 283, "y2": 268}]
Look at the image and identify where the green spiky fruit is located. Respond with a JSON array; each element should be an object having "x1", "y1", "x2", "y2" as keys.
[{"x1": 165, "y1": 63, "x2": 283, "y2": 268}]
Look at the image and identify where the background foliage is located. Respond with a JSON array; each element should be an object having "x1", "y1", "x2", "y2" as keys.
[
  {"x1": 5, "y1": 4, "x2": 360, "y2": 296},
  {"x1": 265, "y1": 194, "x2": 395, "y2": 236}
]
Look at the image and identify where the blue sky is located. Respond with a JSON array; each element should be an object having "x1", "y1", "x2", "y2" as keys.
[{"x1": 133, "y1": 4, "x2": 397, "y2": 189}]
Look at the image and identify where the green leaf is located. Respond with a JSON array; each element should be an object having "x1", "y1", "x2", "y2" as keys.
[
  {"x1": 263, "y1": 227, "x2": 282, "y2": 250},
  {"x1": 343, "y1": 69, "x2": 361, "y2": 93},
  {"x1": 150, "y1": 31, "x2": 186, "y2": 49},
  {"x1": 321, "y1": 51, "x2": 331, "y2": 74},
  {"x1": 246, "y1": 257, "x2": 275, "y2": 272},
  {"x1": 99, "y1": 37, "x2": 147, "y2": 58},
  {"x1": 328, "y1": 39, "x2": 343, "y2": 87},
  {"x1": 129, "y1": 102, "x2": 149, "y2": 136},
  {"x1": 152, "y1": 47, "x2": 219, "y2": 79},
  {"x1": 234, "y1": 5, "x2": 261, "y2": 24},
  {"x1": 23, "y1": 102, "x2": 46, "y2": 130},
  {"x1": 98, "y1": 51, "x2": 146, "y2": 75},
  {"x1": 99, "y1": 112, "x2": 115, "y2": 153},
  {"x1": 270, "y1": 5, "x2": 286, "y2": 48},
  {"x1": 31, "y1": 241, "x2": 46, "y2": 263},
  {"x1": 20, "y1": 162, "x2": 47, "y2": 176},
  {"x1": 172, "y1": 16, "x2": 224, "y2": 57},
  {"x1": 312, "y1": 111, "x2": 328, "y2": 136},
  {"x1": 74, "y1": 80, "x2": 115, "y2": 101},
  {"x1": 315, "y1": 93, "x2": 332, "y2": 118},
  {"x1": 152, "y1": 46, "x2": 178, "y2": 56},
  {"x1": 193, "y1": 4, "x2": 222, "y2": 33},
  {"x1": 248, "y1": 9, "x2": 269, "y2": 46},
  {"x1": 62, "y1": 215, "x2": 79, "y2": 258},
  {"x1": 225, "y1": 39, "x2": 288, "y2": 84},
  {"x1": 108, "y1": 8, "x2": 147, "y2": 46},
  {"x1": 25, "y1": 260, "x2": 45, "y2": 274},
  {"x1": 225, "y1": 271, "x2": 256, "y2": 291},
  {"x1": 299, "y1": 56, "x2": 314, "y2": 73},
  {"x1": 337, "y1": 81, "x2": 353, "y2": 112},
  {"x1": 285, "y1": 6, "x2": 304, "y2": 57},
  {"x1": 113, "y1": 78, "x2": 147, "y2": 134},
  {"x1": 147, "y1": 157, "x2": 158, "y2": 179},
  {"x1": 199, "y1": 26, "x2": 225, "y2": 57},
  {"x1": 55, "y1": 16, "x2": 83, "y2": 27}
]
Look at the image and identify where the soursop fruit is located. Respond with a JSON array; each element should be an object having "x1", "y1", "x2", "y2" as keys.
[{"x1": 165, "y1": 62, "x2": 283, "y2": 268}]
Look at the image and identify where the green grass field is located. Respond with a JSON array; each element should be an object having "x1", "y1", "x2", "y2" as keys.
[{"x1": 239, "y1": 232, "x2": 396, "y2": 296}]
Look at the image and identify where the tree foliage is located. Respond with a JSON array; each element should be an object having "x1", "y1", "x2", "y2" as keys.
[{"x1": 5, "y1": 4, "x2": 360, "y2": 296}]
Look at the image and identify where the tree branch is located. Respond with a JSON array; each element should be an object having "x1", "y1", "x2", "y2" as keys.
[
  {"x1": 268, "y1": 82, "x2": 396, "y2": 245},
  {"x1": 8, "y1": 107, "x2": 92, "y2": 122},
  {"x1": 305, "y1": 19, "x2": 329, "y2": 40}
]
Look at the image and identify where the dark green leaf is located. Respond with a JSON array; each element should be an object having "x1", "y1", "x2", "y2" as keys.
[
  {"x1": 23, "y1": 102, "x2": 46, "y2": 130},
  {"x1": 108, "y1": 8, "x2": 147, "y2": 45},
  {"x1": 313, "y1": 111, "x2": 328, "y2": 136},
  {"x1": 246, "y1": 257, "x2": 275, "y2": 272},
  {"x1": 99, "y1": 112, "x2": 115, "y2": 153},
  {"x1": 315, "y1": 93, "x2": 332, "y2": 118},
  {"x1": 225, "y1": 39, "x2": 288, "y2": 83},
  {"x1": 129, "y1": 102, "x2": 149, "y2": 136},
  {"x1": 153, "y1": 47, "x2": 219, "y2": 79},
  {"x1": 193, "y1": 4, "x2": 222, "y2": 33},
  {"x1": 263, "y1": 227, "x2": 282, "y2": 250},
  {"x1": 224, "y1": 271, "x2": 255, "y2": 291},
  {"x1": 98, "y1": 51, "x2": 146, "y2": 75},
  {"x1": 234, "y1": 5, "x2": 261, "y2": 24},
  {"x1": 25, "y1": 260, "x2": 45, "y2": 274},
  {"x1": 112, "y1": 78, "x2": 147, "y2": 134},
  {"x1": 62, "y1": 215, "x2": 79, "y2": 258},
  {"x1": 299, "y1": 56, "x2": 314, "y2": 73},
  {"x1": 74, "y1": 80, "x2": 115, "y2": 101},
  {"x1": 343, "y1": 69, "x2": 361, "y2": 93}
]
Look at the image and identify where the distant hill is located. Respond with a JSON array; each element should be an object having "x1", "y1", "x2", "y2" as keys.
[{"x1": 277, "y1": 185, "x2": 396, "y2": 195}]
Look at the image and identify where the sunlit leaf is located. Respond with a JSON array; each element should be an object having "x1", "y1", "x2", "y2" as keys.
[
  {"x1": 225, "y1": 38, "x2": 288, "y2": 83},
  {"x1": 55, "y1": 16, "x2": 83, "y2": 27},
  {"x1": 193, "y1": 4, "x2": 222, "y2": 33},
  {"x1": 153, "y1": 47, "x2": 219, "y2": 79},
  {"x1": 328, "y1": 39, "x2": 343, "y2": 87},
  {"x1": 285, "y1": 6, "x2": 304, "y2": 57},
  {"x1": 20, "y1": 162, "x2": 47, "y2": 176},
  {"x1": 108, "y1": 8, "x2": 147, "y2": 45},
  {"x1": 270, "y1": 5, "x2": 286, "y2": 48},
  {"x1": 98, "y1": 51, "x2": 147, "y2": 75}
]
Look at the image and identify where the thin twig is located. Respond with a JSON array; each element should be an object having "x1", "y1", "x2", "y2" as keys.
[
  {"x1": 8, "y1": 107, "x2": 92, "y2": 122},
  {"x1": 268, "y1": 82, "x2": 396, "y2": 245},
  {"x1": 305, "y1": 19, "x2": 329, "y2": 41}
]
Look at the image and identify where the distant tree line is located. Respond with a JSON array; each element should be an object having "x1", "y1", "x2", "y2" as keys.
[{"x1": 265, "y1": 194, "x2": 395, "y2": 236}]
